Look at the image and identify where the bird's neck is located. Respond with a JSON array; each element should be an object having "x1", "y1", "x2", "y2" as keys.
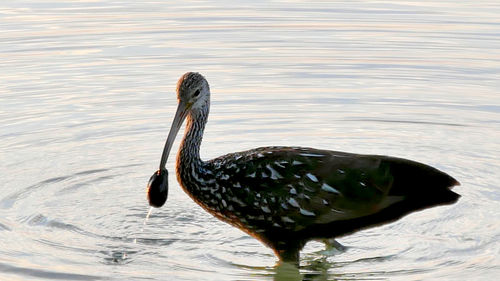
[{"x1": 176, "y1": 100, "x2": 209, "y2": 180}]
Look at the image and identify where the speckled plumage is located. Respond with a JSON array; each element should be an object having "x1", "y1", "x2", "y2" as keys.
[{"x1": 159, "y1": 72, "x2": 460, "y2": 264}]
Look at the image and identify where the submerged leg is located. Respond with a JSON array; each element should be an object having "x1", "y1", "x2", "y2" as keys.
[
  {"x1": 274, "y1": 261, "x2": 302, "y2": 281},
  {"x1": 276, "y1": 248, "x2": 300, "y2": 265}
]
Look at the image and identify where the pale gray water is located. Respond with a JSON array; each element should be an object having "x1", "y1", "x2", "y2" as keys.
[{"x1": 1, "y1": 1, "x2": 499, "y2": 280}]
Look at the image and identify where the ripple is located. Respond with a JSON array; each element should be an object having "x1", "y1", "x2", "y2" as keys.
[
  {"x1": 0, "y1": 175, "x2": 71, "y2": 209},
  {"x1": 0, "y1": 222, "x2": 12, "y2": 231},
  {"x1": 0, "y1": 261, "x2": 103, "y2": 280},
  {"x1": 343, "y1": 118, "x2": 467, "y2": 127},
  {"x1": 22, "y1": 213, "x2": 81, "y2": 231},
  {"x1": 133, "y1": 237, "x2": 178, "y2": 247}
]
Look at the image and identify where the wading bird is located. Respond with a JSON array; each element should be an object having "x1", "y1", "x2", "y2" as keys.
[{"x1": 150, "y1": 72, "x2": 460, "y2": 264}]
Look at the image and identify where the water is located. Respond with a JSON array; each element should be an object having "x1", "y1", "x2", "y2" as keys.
[{"x1": 1, "y1": 1, "x2": 499, "y2": 280}]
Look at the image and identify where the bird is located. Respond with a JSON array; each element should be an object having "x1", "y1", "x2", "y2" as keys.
[{"x1": 154, "y1": 72, "x2": 460, "y2": 264}]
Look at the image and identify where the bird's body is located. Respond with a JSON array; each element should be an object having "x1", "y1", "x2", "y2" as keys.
[{"x1": 156, "y1": 72, "x2": 460, "y2": 264}]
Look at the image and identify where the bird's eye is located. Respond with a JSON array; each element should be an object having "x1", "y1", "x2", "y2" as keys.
[{"x1": 193, "y1": 89, "x2": 200, "y2": 97}]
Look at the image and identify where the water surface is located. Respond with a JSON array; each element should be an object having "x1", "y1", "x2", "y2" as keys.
[{"x1": 1, "y1": 1, "x2": 499, "y2": 280}]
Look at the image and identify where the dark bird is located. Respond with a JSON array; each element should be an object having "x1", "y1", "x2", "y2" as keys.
[{"x1": 154, "y1": 72, "x2": 460, "y2": 264}]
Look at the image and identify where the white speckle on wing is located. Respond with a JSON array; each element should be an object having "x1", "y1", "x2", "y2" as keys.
[
  {"x1": 337, "y1": 169, "x2": 345, "y2": 174},
  {"x1": 321, "y1": 183, "x2": 340, "y2": 194},
  {"x1": 274, "y1": 161, "x2": 286, "y2": 169},
  {"x1": 304, "y1": 186, "x2": 315, "y2": 192},
  {"x1": 257, "y1": 153, "x2": 264, "y2": 158},
  {"x1": 331, "y1": 208, "x2": 344, "y2": 214},
  {"x1": 261, "y1": 171, "x2": 268, "y2": 178},
  {"x1": 221, "y1": 199, "x2": 227, "y2": 208},
  {"x1": 261, "y1": 206, "x2": 271, "y2": 213},
  {"x1": 231, "y1": 197, "x2": 247, "y2": 207},
  {"x1": 266, "y1": 164, "x2": 283, "y2": 179},
  {"x1": 288, "y1": 198, "x2": 300, "y2": 208},
  {"x1": 220, "y1": 174, "x2": 229, "y2": 180},
  {"x1": 299, "y1": 153, "x2": 324, "y2": 157},
  {"x1": 234, "y1": 182, "x2": 241, "y2": 188},
  {"x1": 322, "y1": 199, "x2": 329, "y2": 205},
  {"x1": 300, "y1": 208, "x2": 316, "y2": 217},
  {"x1": 292, "y1": 160, "x2": 303, "y2": 166},
  {"x1": 247, "y1": 172, "x2": 256, "y2": 178},
  {"x1": 282, "y1": 216, "x2": 295, "y2": 223},
  {"x1": 289, "y1": 187, "x2": 297, "y2": 195},
  {"x1": 272, "y1": 222, "x2": 281, "y2": 227},
  {"x1": 306, "y1": 173, "x2": 319, "y2": 182},
  {"x1": 360, "y1": 181, "x2": 366, "y2": 187}
]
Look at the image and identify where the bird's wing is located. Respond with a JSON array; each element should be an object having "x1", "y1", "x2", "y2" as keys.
[{"x1": 209, "y1": 146, "x2": 404, "y2": 231}]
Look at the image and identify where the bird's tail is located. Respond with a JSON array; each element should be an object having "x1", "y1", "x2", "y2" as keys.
[{"x1": 385, "y1": 157, "x2": 461, "y2": 210}]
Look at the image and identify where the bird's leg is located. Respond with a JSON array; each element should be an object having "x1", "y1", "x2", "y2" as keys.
[
  {"x1": 272, "y1": 239, "x2": 304, "y2": 266},
  {"x1": 324, "y1": 238, "x2": 346, "y2": 251},
  {"x1": 319, "y1": 238, "x2": 346, "y2": 256}
]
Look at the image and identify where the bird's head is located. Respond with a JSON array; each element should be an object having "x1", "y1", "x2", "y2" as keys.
[
  {"x1": 158, "y1": 72, "x2": 210, "y2": 169},
  {"x1": 176, "y1": 72, "x2": 210, "y2": 113}
]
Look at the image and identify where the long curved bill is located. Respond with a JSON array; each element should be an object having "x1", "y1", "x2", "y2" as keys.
[{"x1": 159, "y1": 100, "x2": 191, "y2": 170}]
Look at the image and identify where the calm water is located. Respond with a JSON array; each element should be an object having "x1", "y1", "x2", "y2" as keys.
[{"x1": 1, "y1": 1, "x2": 499, "y2": 280}]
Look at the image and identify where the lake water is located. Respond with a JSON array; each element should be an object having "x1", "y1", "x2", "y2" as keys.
[{"x1": 1, "y1": 1, "x2": 499, "y2": 280}]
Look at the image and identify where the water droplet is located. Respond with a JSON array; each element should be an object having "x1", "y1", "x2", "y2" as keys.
[{"x1": 134, "y1": 207, "x2": 153, "y2": 244}]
